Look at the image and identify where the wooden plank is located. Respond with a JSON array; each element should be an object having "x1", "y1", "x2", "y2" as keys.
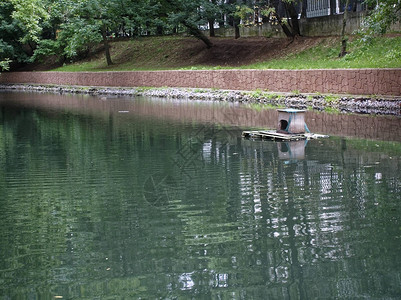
[
  {"x1": 242, "y1": 130, "x2": 328, "y2": 141},
  {"x1": 259, "y1": 131, "x2": 304, "y2": 139},
  {"x1": 242, "y1": 130, "x2": 305, "y2": 141}
]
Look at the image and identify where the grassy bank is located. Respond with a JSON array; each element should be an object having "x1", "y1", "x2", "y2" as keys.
[
  {"x1": 47, "y1": 35, "x2": 401, "y2": 72},
  {"x1": 243, "y1": 36, "x2": 401, "y2": 70}
]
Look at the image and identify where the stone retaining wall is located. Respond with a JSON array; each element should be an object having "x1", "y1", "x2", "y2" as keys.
[{"x1": 1, "y1": 69, "x2": 401, "y2": 96}]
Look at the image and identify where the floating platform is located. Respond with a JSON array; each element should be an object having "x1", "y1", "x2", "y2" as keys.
[{"x1": 242, "y1": 130, "x2": 329, "y2": 141}]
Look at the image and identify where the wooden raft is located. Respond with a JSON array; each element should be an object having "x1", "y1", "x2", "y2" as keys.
[{"x1": 242, "y1": 130, "x2": 328, "y2": 141}]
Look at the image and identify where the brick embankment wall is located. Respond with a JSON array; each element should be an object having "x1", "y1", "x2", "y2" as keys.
[{"x1": 1, "y1": 69, "x2": 400, "y2": 96}]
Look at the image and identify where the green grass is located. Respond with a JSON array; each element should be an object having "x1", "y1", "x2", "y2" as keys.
[
  {"x1": 51, "y1": 35, "x2": 401, "y2": 72},
  {"x1": 324, "y1": 94, "x2": 339, "y2": 102},
  {"x1": 53, "y1": 61, "x2": 105, "y2": 72},
  {"x1": 246, "y1": 102, "x2": 284, "y2": 111},
  {"x1": 243, "y1": 36, "x2": 401, "y2": 69},
  {"x1": 324, "y1": 107, "x2": 341, "y2": 114}
]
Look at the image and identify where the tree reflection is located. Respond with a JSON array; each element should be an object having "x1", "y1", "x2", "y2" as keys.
[{"x1": 0, "y1": 98, "x2": 400, "y2": 299}]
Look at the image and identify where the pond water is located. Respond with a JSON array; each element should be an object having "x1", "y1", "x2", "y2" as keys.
[{"x1": 0, "y1": 92, "x2": 400, "y2": 299}]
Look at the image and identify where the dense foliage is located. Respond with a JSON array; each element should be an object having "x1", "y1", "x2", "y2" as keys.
[
  {"x1": 0, "y1": 0, "x2": 36, "y2": 70},
  {"x1": 0, "y1": 0, "x2": 399, "y2": 70},
  {"x1": 362, "y1": 0, "x2": 401, "y2": 34}
]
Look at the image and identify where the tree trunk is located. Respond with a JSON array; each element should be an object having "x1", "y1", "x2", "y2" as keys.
[
  {"x1": 339, "y1": 0, "x2": 350, "y2": 57},
  {"x1": 287, "y1": 3, "x2": 301, "y2": 36},
  {"x1": 270, "y1": 0, "x2": 300, "y2": 38},
  {"x1": 270, "y1": 9, "x2": 294, "y2": 38},
  {"x1": 101, "y1": 25, "x2": 113, "y2": 66},
  {"x1": 280, "y1": 23, "x2": 294, "y2": 37},
  {"x1": 234, "y1": 17, "x2": 240, "y2": 39},
  {"x1": 156, "y1": 25, "x2": 164, "y2": 35},
  {"x1": 208, "y1": 19, "x2": 215, "y2": 37},
  {"x1": 163, "y1": 0, "x2": 212, "y2": 47},
  {"x1": 182, "y1": 20, "x2": 213, "y2": 48}
]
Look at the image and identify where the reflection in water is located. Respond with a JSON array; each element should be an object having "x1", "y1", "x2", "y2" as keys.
[
  {"x1": 0, "y1": 90, "x2": 401, "y2": 141},
  {"x1": 277, "y1": 140, "x2": 307, "y2": 162},
  {"x1": 0, "y1": 92, "x2": 400, "y2": 299}
]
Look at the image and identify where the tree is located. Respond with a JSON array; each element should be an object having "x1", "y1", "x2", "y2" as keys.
[
  {"x1": 55, "y1": 0, "x2": 117, "y2": 65},
  {"x1": 198, "y1": 0, "x2": 224, "y2": 37},
  {"x1": 33, "y1": 0, "x2": 158, "y2": 66},
  {"x1": 9, "y1": 0, "x2": 49, "y2": 44},
  {"x1": 0, "y1": 0, "x2": 47, "y2": 70},
  {"x1": 0, "y1": 58, "x2": 12, "y2": 71},
  {"x1": 361, "y1": 0, "x2": 401, "y2": 35},
  {"x1": 0, "y1": 1, "x2": 17, "y2": 70},
  {"x1": 232, "y1": 0, "x2": 302, "y2": 39},
  {"x1": 339, "y1": 0, "x2": 350, "y2": 57},
  {"x1": 224, "y1": 0, "x2": 245, "y2": 39},
  {"x1": 233, "y1": 2, "x2": 252, "y2": 39},
  {"x1": 162, "y1": 0, "x2": 214, "y2": 48},
  {"x1": 262, "y1": 0, "x2": 301, "y2": 37}
]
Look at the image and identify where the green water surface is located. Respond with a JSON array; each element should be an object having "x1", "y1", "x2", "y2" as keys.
[{"x1": 0, "y1": 92, "x2": 400, "y2": 299}]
